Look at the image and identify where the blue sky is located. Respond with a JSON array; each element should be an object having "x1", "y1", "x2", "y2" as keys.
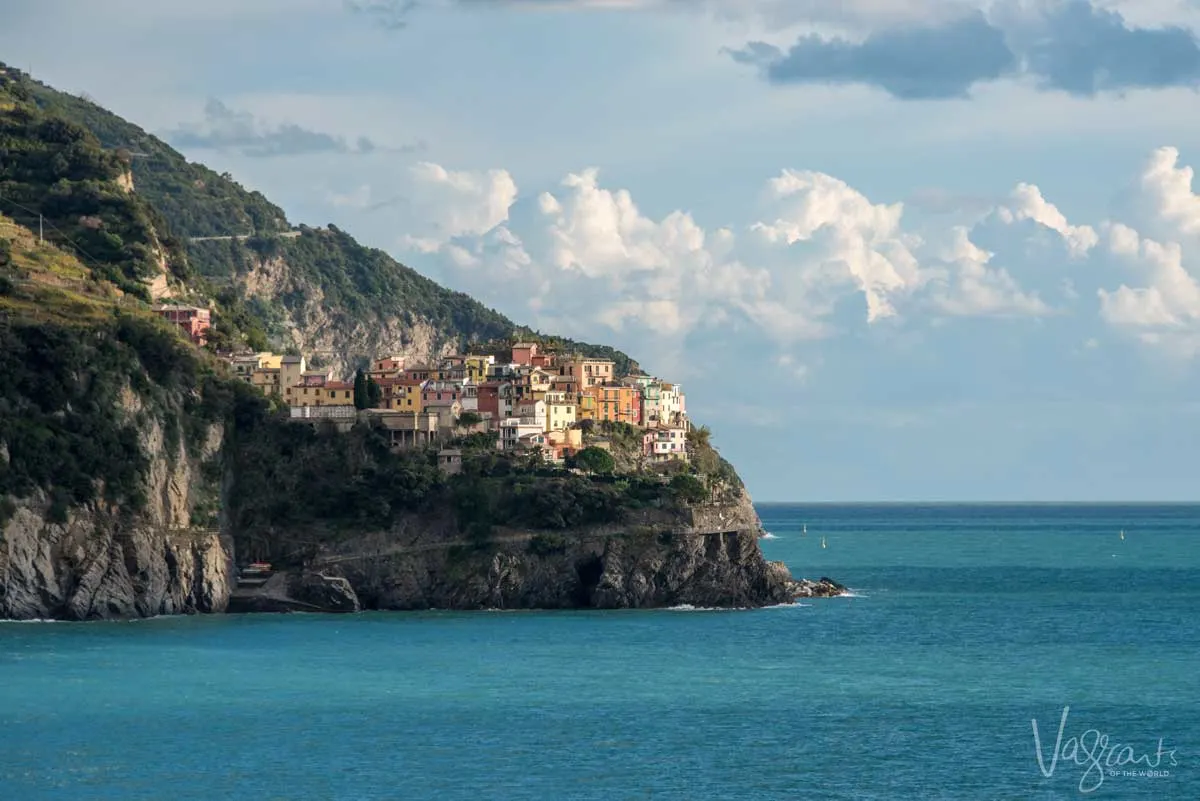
[{"x1": 6, "y1": 0, "x2": 1200, "y2": 501}]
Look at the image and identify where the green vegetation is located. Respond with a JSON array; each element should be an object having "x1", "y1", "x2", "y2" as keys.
[
  {"x1": 0, "y1": 63, "x2": 752, "y2": 560},
  {"x1": 273, "y1": 225, "x2": 513, "y2": 344},
  {"x1": 0, "y1": 66, "x2": 184, "y2": 297},
  {"x1": 448, "y1": 471, "x2": 627, "y2": 531},
  {"x1": 571, "y1": 446, "x2": 615, "y2": 474},
  {"x1": 687, "y1": 425, "x2": 743, "y2": 492},
  {"x1": 226, "y1": 420, "x2": 443, "y2": 561},
  {"x1": 456, "y1": 411, "x2": 483, "y2": 428},
  {"x1": 0, "y1": 309, "x2": 248, "y2": 518},
  {"x1": 10, "y1": 64, "x2": 522, "y2": 355},
  {"x1": 21, "y1": 70, "x2": 290, "y2": 243},
  {"x1": 668, "y1": 473, "x2": 708, "y2": 505}
]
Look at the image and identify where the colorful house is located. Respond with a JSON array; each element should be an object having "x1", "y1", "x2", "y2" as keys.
[
  {"x1": 546, "y1": 398, "x2": 577, "y2": 432},
  {"x1": 152, "y1": 305, "x2": 211, "y2": 347},
  {"x1": 511, "y1": 342, "x2": 540, "y2": 366},
  {"x1": 403, "y1": 364, "x2": 432, "y2": 382},
  {"x1": 588, "y1": 384, "x2": 640, "y2": 425},
  {"x1": 577, "y1": 391, "x2": 598, "y2": 421},
  {"x1": 251, "y1": 367, "x2": 281, "y2": 396},
  {"x1": 546, "y1": 428, "x2": 583, "y2": 460},
  {"x1": 660, "y1": 382, "x2": 686, "y2": 425},
  {"x1": 640, "y1": 382, "x2": 663, "y2": 426},
  {"x1": 643, "y1": 426, "x2": 689, "y2": 462},
  {"x1": 373, "y1": 356, "x2": 405, "y2": 374},
  {"x1": 557, "y1": 356, "x2": 615, "y2": 389},
  {"x1": 514, "y1": 398, "x2": 547, "y2": 429},
  {"x1": 500, "y1": 417, "x2": 548, "y2": 451},
  {"x1": 422, "y1": 380, "x2": 463, "y2": 406},
  {"x1": 463, "y1": 355, "x2": 495, "y2": 384}
]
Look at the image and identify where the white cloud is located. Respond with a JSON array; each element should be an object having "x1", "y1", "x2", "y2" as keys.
[
  {"x1": 392, "y1": 146, "x2": 1200, "y2": 373},
  {"x1": 404, "y1": 162, "x2": 519, "y2": 246},
  {"x1": 1139, "y1": 146, "x2": 1200, "y2": 236},
  {"x1": 402, "y1": 157, "x2": 1062, "y2": 363},
  {"x1": 998, "y1": 183, "x2": 1099, "y2": 258},
  {"x1": 751, "y1": 169, "x2": 924, "y2": 322},
  {"x1": 926, "y1": 226, "x2": 1050, "y2": 317}
]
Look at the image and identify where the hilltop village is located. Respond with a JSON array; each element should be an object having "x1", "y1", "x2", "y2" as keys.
[{"x1": 216, "y1": 339, "x2": 690, "y2": 466}]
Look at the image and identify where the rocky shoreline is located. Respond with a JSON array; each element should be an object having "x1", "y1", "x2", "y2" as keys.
[
  {"x1": 225, "y1": 559, "x2": 848, "y2": 615},
  {"x1": 1, "y1": 438, "x2": 846, "y2": 619}
]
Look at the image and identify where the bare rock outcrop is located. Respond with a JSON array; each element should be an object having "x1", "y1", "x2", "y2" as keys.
[{"x1": 0, "y1": 401, "x2": 232, "y2": 621}]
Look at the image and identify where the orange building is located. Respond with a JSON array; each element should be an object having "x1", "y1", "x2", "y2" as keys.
[
  {"x1": 557, "y1": 357, "x2": 615, "y2": 389},
  {"x1": 585, "y1": 384, "x2": 640, "y2": 425}
]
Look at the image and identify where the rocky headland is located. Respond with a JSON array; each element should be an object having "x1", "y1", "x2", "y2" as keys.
[{"x1": 224, "y1": 490, "x2": 845, "y2": 615}]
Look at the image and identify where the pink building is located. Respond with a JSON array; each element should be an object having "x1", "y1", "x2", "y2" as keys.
[
  {"x1": 511, "y1": 342, "x2": 540, "y2": 366},
  {"x1": 643, "y1": 426, "x2": 689, "y2": 463},
  {"x1": 422, "y1": 380, "x2": 462, "y2": 405},
  {"x1": 152, "y1": 305, "x2": 211, "y2": 346}
]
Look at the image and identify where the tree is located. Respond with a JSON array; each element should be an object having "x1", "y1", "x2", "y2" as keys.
[
  {"x1": 457, "y1": 411, "x2": 482, "y2": 429},
  {"x1": 353, "y1": 368, "x2": 368, "y2": 410},
  {"x1": 366, "y1": 376, "x2": 382, "y2": 409},
  {"x1": 687, "y1": 425, "x2": 712, "y2": 451},
  {"x1": 572, "y1": 446, "x2": 614, "y2": 474},
  {"x1": 669, "y1": 473, "x2": 708, "y2": 505}
]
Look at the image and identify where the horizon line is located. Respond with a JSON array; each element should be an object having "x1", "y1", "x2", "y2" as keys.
[{"x1": 752, "y1": 500, "x2": 1200, "y2": 506}]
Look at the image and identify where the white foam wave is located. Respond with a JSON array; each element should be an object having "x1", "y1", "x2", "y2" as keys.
[
  {"x1": 760, "y1": 532, "x2": 779, "y2": 539},
  {"x1": 667, "y1": 601, "x2": 813, "y2": 612},
  {"x1": 838, "y1": 590, "x2": 869, "y2": 599}
]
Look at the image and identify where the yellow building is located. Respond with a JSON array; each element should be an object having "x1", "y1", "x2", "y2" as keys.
[
  {"x1": 381, "y1": 379, "x2": 425, "y2": 412},
  {"x1": 251, "y1": 367, "x2": 281, "y2": 396},
  {"x1": 577, "y1": 392, "x2": 597, "y2": 421},
  {"x1": 464, "y1": 355, "x2": 495, "y2": 384},
  {"x1": 546, "y1": 400, "x2": 577, "y2": 433},
  {"x1": 321, "y1": 381, "x2": 356, "y2": 406},
  {"x1": 287, "y1": 380, "x2": 356, "y2": 408}
]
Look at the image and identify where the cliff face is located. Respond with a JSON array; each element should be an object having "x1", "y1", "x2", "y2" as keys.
[
  {"x1": 343, "y1": 528, "x2": 798, "y2": 611},
  {"x1": 236, "y1": 251, "x2": 456, "y2": 377},
  {"x1": 0, "y1": 389, "x2": 233, "y2": 621},
  {"x1": 233, "y1": 491, "x2": 842, "y2": 612}
]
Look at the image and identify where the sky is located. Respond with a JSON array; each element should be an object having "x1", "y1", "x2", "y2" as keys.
[{"x1": 5, "y1": 0, "x2": 1200, "y2": 501}]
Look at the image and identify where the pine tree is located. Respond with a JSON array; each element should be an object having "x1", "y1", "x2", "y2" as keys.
[{"x1": 353, "y1": 368, "x2": 368, "y2": 410}]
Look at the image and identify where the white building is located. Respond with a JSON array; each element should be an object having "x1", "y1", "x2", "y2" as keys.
[
  {"x1": 514, "y1": 399, "x2": 546, "y2": 429},
  {"x1": 459, "y1": 382, "x2": 479, "y2": 412},
  {"x1": 659, "y1": 383, "x2": 686, "y2": 425},
  {"x1": 500, "y1": 417, "x2": 545, "y2": 451},
  {"x1": 643, "y1": 426, "x2": 689, "y2": 462}
]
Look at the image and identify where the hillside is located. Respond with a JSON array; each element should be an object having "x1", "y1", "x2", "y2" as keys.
[
  {"x1": 0, "y1": 63, "x2": 837, "y2": 620},
  {"x1": 8, "y1": 64, "x2": 638, "y2": 375}
]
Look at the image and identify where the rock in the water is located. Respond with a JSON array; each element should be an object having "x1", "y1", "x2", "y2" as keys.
[
  {"x1": 792, "y1": 576, "x2": 848, "y2": 598},
  {"x1": 287, "y1": 572, "x2": 360, "y2": 613}
]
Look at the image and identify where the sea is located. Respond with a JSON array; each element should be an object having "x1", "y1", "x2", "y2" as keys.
[{"x1": 2, "y1": 503, "x2": 1198, "y2": 800}]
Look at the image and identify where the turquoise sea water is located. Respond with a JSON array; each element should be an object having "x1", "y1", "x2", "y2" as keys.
[{"x1": 2, "y1": 503, "x2": 1198, "y2": 800}]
